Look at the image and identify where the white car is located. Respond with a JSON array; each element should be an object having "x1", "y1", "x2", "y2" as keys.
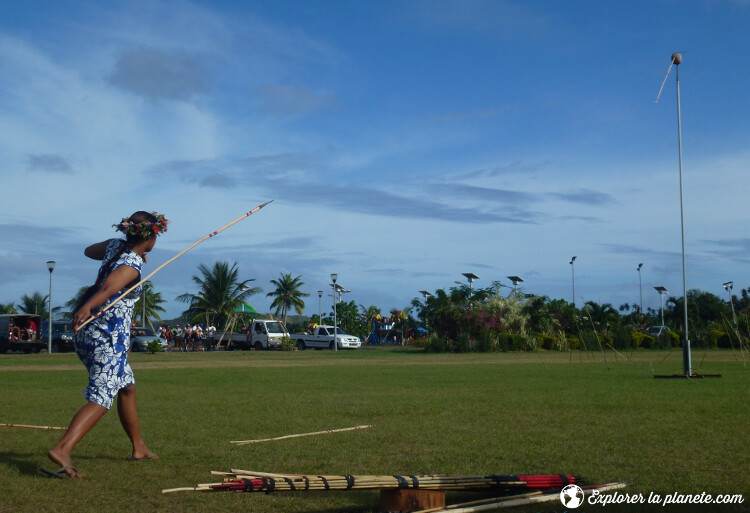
[
  {"x1": 295, "y1": 325, "x2": 361, "y2": 350},
  {"x1": 130, "y1": 327, "x2": 169, "y2": 352}
]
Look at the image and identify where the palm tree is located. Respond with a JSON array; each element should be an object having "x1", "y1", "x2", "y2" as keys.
[
  {"x1": 0, "y1": 302, "x2": 17, "y2": 314},
  {"x1": 138, "y1": 282, "x2": 167, "y2": 331},
  {"x1": 176, "y1": 261, "x2": 261, "y2": 329},
  {"x1": 19, "y1": 292, "x2": 48, "y2": 318},
  {"x1": 266, "y1": 273, "x2": 309, "y2": 327}
]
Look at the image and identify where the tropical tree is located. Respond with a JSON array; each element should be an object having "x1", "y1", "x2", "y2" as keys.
[
  {"x1": 582, "y1": 301, "x2": 620, "y2": 334},
  {"x1": 19, "y1": 292, "x2": 48, "y2": 318},
  {"x1": 137, "y1": 282, "x2": 168, "y2": 331},
  {"x1": 0, "y1": 302, "x2": 17, "y2": 314},
  {"x1": 176, "y1": 261, "x2": 261, "y2": 329},
  {"x1": 331, "y1": 299, "x2": 367, "y2": 339},
  {"x1": 266, "y1": 273, "x2": 309, "y2": 327},
  {"x1": 359, "y1": 304, "x2": 382, "y2": 335}
]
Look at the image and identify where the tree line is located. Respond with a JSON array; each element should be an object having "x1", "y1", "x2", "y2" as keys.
[{"x1": 3, "y1": 262, "x2": 749, "y2": 353}]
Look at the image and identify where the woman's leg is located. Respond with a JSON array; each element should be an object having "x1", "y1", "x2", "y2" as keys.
[
  {"x1": 48, "y1": 401, "x2": 108, "y2": 477},
  {"x1": 116, "y1": 384, "x2": 158, "y2": 460}
]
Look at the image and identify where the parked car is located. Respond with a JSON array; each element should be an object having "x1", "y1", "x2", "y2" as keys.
[
  {"x1": 0, "y1": 314, "x2": 45, "y2": 353},
  {"x1": 130, "y1": 327, "x2": 168, "y2": 352},
  {"x1": 40, "y1": 321, "x2": 76, "y2": 353},
  {"x1": 295, "y1": 325, "x2": 361, "y2": 350},
  {"x1": 646, "y1": 326, "x2": 671, "y2": 337}
]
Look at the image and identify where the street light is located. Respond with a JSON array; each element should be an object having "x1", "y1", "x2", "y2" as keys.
[
  {"x1": 657, "y1": 51, "x2": 691, "y2": 375},
  {"x1": 419, "y1": 290, "x2": 433, "y2": 299},
  {"x1": 723, "y1": 282, "x2": 739, "y2": 337},
  {"x1": 317, "y1": 290, "x2": 323, "y2": 325},
  {"x1": 46, "y1": 261, "x2": 55, "y2": 354},
  {"x1": 654, "y1": 286, "x2": 668, "y2": 327},
  {"x1": 462, "y1": 273, "x2": 479, "y2": 292},
  {"x1": 569, "y1": 257, "x2": 577, "y2": 307},
  {"x1": 637, "y1": 263, "x2": 644, "y2": 315},
  {"x1": 507, "y1": 276, "x2": 523, "y2": 292},
  {"x1": 330, "y1": 273, "x2": 338, "y2": 352}
]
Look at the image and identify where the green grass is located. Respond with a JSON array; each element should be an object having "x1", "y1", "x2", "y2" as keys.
[{"x1": 0, "y1": 348, "x2": 748, "y2": 512}]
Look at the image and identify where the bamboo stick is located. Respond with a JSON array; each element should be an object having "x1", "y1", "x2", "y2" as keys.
[
  {"x1": 420, "y1": 483, "x2": 628, "y2": 513},
  {"x1": 414, "y1": 491, "x2": 544, "y2": 513},
  {"x1": 1, "y1": 423, "x2": 67, "y2": 430},
  {"x1": 79, "y1": 200, "x2": 273, "y2": 331},
  {"x1": 230, "y1": 424, "x2": 375, "y2": 445}
]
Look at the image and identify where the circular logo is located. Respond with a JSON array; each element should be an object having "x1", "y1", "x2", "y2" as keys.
[{"x1": 560, "y1": 484, "x2": 585, "y2": 509}]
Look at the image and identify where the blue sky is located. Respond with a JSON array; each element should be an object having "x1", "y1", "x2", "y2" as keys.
[{"x1": 1, "y1": 0, "x2": 749, "y2": 319}]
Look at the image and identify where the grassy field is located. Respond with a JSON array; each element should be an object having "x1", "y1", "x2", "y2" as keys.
[{"x1": 0, "y1": 348, "x2": 748, "y2": 513}]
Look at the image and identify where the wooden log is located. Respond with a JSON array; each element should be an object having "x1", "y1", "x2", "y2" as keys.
[{"x1": 381, "y1": 489, "x2": 446, "y2": 513}]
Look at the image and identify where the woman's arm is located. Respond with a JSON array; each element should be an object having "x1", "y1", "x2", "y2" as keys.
[
  {"x1": 73, "y1": 265, "x2": 140, "y2": 332},
  {"x1": 84, "y1": 239, "x2": 117, "y2": 260}
]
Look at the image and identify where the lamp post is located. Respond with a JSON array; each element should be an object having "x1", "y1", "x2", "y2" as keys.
[
  {"x1": 419, "y1": 290, "x2": 433, "y2": 300},
  {"x1": 462, "y1": 273, "x2": 479, "y2": 293},
  {"x1": 637, "y1": 263, "x2": 644, "y2": 315},
  {"x1": 507, "y1": 276, "x2": 523, "y2": 293},
  {"x1": 46, "y1": 261, "x2": 55, "y2": 354},
  {"x1": 654, "y1": 286, "x2": 668, "y2": 327},
  {"x1": 330, "y1": 273, "x2": 338, "y2": 352},
  {"x1": 317, "y1": 290, "x2": 323, "y2": 325},
  {"x1": 569, "y1": 256, "x2": 577, "y2": 306},
  {"x1": 723, "y1": 281, "x2": 739, "y2": 336},
  {"x1": 657, "y1": 51, "x2": 691, "y2": 375}
]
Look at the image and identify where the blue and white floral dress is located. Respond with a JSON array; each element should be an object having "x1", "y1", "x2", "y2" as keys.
[{"x1": 75, "y1": 239, "x2": 143, "y2": 409}]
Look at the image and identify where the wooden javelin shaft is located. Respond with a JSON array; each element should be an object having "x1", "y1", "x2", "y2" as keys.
[
  {"x1": 78, "y1": 200, "x2": 273, "y2": 330},
  {"x1": 1, "y1": 423, "x2": 67, "y2": 431},
  {"x1": 230, "y1": 424, "x2": 375, "y2": 444}
]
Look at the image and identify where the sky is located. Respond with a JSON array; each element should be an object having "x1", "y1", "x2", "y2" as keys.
[{"x1": 1, "y1": 0, "x2": 750, "y2": 320}]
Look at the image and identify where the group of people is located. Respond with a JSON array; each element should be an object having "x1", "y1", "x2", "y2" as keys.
[
  {"x1": 8, "y1": 316, "x2": 38, "y2": 342},
  {"x1": 158, "y1": 323, "x2": 217, "y2": 351}
]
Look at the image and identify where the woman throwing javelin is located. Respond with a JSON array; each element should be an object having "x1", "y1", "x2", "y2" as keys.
[{"x1": 44, "y1": 211, "x2": 168, "y2": 478}]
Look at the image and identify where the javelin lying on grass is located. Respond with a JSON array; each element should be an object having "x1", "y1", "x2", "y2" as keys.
[
  {"x1": 1, "y1": 423, "x2": 67, "y2": 431},
  {"x1": 78, "y1": 200, "x2": 273, "y2": 331},
  {"x1": 230, "y1": 424, "x2": 375, "y2": 445}
]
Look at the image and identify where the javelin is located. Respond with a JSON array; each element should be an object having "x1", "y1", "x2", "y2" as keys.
[
  {"x1": 230, "y1": 424, "x2": 375, "y2": 445},
  {"x1": 78, "y1": 200, "x2": 273, "y2": 331},
  {"x1": 1, "y1": 423, "x2": 67, "y2": 430}
]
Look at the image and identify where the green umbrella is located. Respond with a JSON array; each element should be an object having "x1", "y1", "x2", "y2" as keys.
[{"x1": 235, "y1": 302, "x2": 257, "y2": 313}]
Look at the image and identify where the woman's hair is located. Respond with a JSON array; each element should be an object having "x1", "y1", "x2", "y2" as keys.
[{"x1": 114, "y1": 211, "x2": 169, "y2": 246}]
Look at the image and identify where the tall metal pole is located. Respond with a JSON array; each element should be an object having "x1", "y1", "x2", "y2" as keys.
[
  {"x1": 659, "y1": 292, "x2": 665, "y2": 327},
  {"x1": 637, "y1": 263, "x2": 643, "y2": 315},
  {"x1": 317, "y1": 290, "x2": 323, "y2": 325},
  {"x1": 569, "y1": 256, "x2": 576, "y2": 307},
  {"x1": 331, "y1": 274, "x2": 338, "y2": 352},
  {"x1": 674, "y1": 54, "x2": 691, "y2": 376},
  {"x1": 46, "y1": 261, "x2": 55, "y2": 354}
]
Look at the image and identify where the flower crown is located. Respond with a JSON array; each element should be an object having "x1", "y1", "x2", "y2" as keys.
[{"x1": 114, "y1": 213, "x2": 169, "y2": 238}]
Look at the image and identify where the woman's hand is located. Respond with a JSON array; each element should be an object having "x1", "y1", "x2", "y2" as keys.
[
  {"x1": 72, "y1": 265, "x2": 140, "y2": 332},
  {"x1": 73, "y1": 307, "x2": 91, "y2": 333}
]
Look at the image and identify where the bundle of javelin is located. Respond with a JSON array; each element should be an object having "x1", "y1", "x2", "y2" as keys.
[{"x1": 162, "y1": 470, "x2": 584, "y2": 494}]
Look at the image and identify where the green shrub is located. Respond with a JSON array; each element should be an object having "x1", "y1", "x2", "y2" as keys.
[
  {"x1": 710, "y1": 329, "x2": 728, "y2": 349},
  {"x1": 565, "y1": 335, "x2": 580, "y2": 350},
  {"x1": 147, "y1": 340, "x2": 163, "y2": 353},
  {"x1": 532, "y1": 332, "x2": 556, "y2": 350},
  {"x1": 280, "y1": 335, "x2": 296, "y2": 351},
  {"x1": 425, "y1": 333, "x2": 448, "y2": 353},
  {"x1": 631, "y1": 331, "x2": 651, "y2": 349},
  {"x1": 497, "y1": 333, "x2": 527, "y2": 352}
]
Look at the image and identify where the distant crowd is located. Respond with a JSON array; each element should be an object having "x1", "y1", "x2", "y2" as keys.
[{"x1": 156, "y1": 323, "x2": 217, "y2": 351}]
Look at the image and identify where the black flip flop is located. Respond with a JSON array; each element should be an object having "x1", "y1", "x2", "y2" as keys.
[{"x1": 40, "y1": 466, "x2": 77, "y2": 479}]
